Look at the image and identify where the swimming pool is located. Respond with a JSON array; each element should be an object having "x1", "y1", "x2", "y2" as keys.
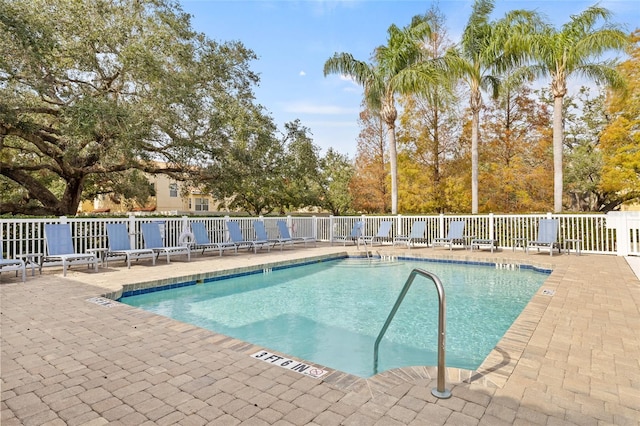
[{"x1": 119, "y1": 257, "x2": 549, "y2": 377}]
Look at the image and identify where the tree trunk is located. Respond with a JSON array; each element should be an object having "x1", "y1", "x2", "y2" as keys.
[
  {"x1": 60, "y1": 177, "x2": 86, "y2": 216},
  {"x1": 553, "y1": 95, "x2": 564, "y2": 212},
  {"x1": 381, "y1": 97, "x2": 398, "y2": 214},
  {"x1": 387, "y1": 125, "x2": 398, "y2": 214},
  {"x1": 470, "y1": 88, "x2": 481, "y2": 215},
  {"x1": 471, "y1": 108, "x2": 479, "y2": 214}
]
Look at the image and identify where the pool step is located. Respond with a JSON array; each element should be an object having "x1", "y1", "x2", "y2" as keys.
[{"x1": 340, "y1": 257, "x2": 402, "y2": 267}]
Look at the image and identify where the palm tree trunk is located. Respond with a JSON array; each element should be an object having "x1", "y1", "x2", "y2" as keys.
[
  {"x1": 471, "y1": 109, "x2": 479, "y2": 214},
  {"x1": 388, "y1": 126, "x2": 398, "y2": 214},
  {"x1": 382, "y1": 98, "x2": 399, "y2": 214},
  {"x1": 553, "y1": 95, "x2": 564, "y2": 212}
]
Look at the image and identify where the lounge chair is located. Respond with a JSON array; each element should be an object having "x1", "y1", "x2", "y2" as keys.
[
  {"x1": 42, "y1": 224, "x2": 98, "y2": 276},
  {"x1": 226, "y1": 221, "x2": 271, "y2": 254},
  {"x1": 432, "y1": 221, "x2": 466, "y2": 250},
  {"x1": 332, "y1": 221, "x2": 363, "y2": 246},
  {"x1": 254, "y1": 221, "x2": 291, "y2": 251},
  {"x1": 527, "y1": 219, "x2": 560, "y2": 256},
  {"x1": 0, "y1": 241, "x2": 26, "y2": 282},
  {"x1": 362, "y1": 221, "x2": 393, "y2": 246},
  {"x1": 140, "y1": 223, "x2": 191, "y2": 263},
  {"x1": 393, "y1": 221, "x2": 427, "y2": 248},
  {"x1": 276, "y1": 220, "x2": 316, "y2": 247},
  {"x1": 191, "y1": 222, "x2": 238, "y2": 256},
  {"x1": 105, "y1": 223, "x2": 156, "y2": 268}
]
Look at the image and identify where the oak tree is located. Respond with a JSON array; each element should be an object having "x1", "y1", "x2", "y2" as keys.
[{"x1": 0, "y1": 0, "x2": 259, "y2": 215}]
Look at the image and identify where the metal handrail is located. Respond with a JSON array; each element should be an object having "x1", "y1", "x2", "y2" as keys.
[{"x1": 373, "y1": 268, "x2": 451, "y2": 399}]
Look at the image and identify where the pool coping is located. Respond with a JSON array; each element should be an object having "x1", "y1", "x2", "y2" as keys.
[{"x1": 105, "y1": 250, "x2": 559, "y2": 397}]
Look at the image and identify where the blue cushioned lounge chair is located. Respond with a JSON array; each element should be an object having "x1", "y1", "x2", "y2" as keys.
[
  {"x1": 253, "y1": 221, "x2": 291, "y2": 251},
  {"x1": 276, "y1": 220, "x2": 316, "y2": 248},
  {"x1": 332, "y1": 221, "x2": 363, "y2": 246},
  {"x1": 191, "y1": 222, "x2": 238, "y2": 256},
  {"x1": 362, "y1": 221, "x2": 393, "y2": 246},
  {"x1": 141, "y1": 223, "x2": 190, "y2": 263},
  {"x1": 42, "y1": 224, "x2": 98, "y2": 276},
  {"x1": 527, "y1": 219, "x2": 560, "y2": 256},
  {"x1": 226, "y1": 221, "x2": 271, "y2": 254},
  {"x1": 0, "y1": 241, "x2": 26, "y2": 282},
  {"x1": 106, "y1": 223, "x2": 156, "y2": 268},
  {"x1": 432, "y1": 221, "x2": 466, "y2": 250},
  {"x1": 393, "y1": 221, "x2": 427, "y2": 249}
]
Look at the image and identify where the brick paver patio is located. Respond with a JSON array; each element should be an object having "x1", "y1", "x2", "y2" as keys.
[{"x1": 2, "y1": 245, "x2": 639, "y2": 425}]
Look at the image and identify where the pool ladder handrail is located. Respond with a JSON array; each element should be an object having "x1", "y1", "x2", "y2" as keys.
[
  {"x1": 360, "y1": 236, "x2": 370, "y2": 258},
  {"x1": 373, "y1": 268, "x2": 451, "y2": 399}
]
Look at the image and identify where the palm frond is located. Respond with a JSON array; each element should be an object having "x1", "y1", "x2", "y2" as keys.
[{"x1": 323, "y1": 53, "x2": 373, "y2": 86}]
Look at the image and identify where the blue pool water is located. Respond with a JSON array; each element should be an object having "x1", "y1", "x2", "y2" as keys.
[{"x1": 119, "y1": 257, "x2": 549, "y2": 377}]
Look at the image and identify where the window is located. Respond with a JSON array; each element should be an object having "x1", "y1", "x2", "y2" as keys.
[
  {"x1": 169, "y1": 183, "x2": 178, "y2": 198},
  {"x1": 195, "y1": 198, "x2": 209, "y2": 212}
]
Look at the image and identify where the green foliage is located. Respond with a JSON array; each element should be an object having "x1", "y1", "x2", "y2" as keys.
[
  {"x1": 199, "y1": 118, "x2": 329, "y2": 216},
  {"x1": 350, "y1": 105, "x2": 389, "y2": 213},
  {"x1": 0, "y1": 0, "x2": 259, "y2": 215},
  {"x1": 524, "y1": 4, "x2": 629, "y2": 212},
  {"x1": 478, "y1": 81, "x2": 553, "y2": 212},
  {"x1": 324, "y1": 13, "x2": 438, "y2": 214},
  {"x1": 599, "y1": 30, "x2": 640, "y2": 209},
  {"x1": 315, "y1": 149, "x2": 354, "y2": 216},
  {"x1": 563, "y1": 87, "x2": 607, "y2": 211}
]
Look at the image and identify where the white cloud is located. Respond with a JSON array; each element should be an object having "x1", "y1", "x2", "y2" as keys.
[
  {"x1": 299, "y1": 70, "x2": 306, "y2": 76},
  {"x1": 334, "y1": 74, "x2": 361, "y2": 92}
]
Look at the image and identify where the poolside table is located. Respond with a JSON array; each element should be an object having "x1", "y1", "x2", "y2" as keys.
[
  {"x1": 470, "y1": 239, "x2": 499, "y2": 253},
  {"x1": 17, "y1": 253, "x2": 42, "y2": 276},
  {"x1": 563, "y1": 239, "x2": 582, "y2": 256}
]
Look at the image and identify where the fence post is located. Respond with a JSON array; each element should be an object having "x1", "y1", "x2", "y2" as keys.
[
  {"x1": 488, "y1": 213, "x2": 494, "y2": 240},
  {"x1": 128, "y1": 215, "x2": 136, "y2": 248},
  {"x1": 59, "y1": 216, "x2": 68, "y2": 224},
  {"x1": 329, "y1": 215, "x2": 335, "y2": 243},
  {"x1": 438, "y1": 213, "x2": 445, "y2": 239},
  {"x1": 312, "y1": 215, "x2": 317, "y2": 239},
  {"x1": 606, "y1": 211, "x2": 629, "y2": 256}
]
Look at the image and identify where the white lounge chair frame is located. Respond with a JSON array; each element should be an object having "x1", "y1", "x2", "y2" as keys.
[
  {"x1": 393, "y1": 221, "x2": 427, "y2": 249},
  {"x1": 191, "y1": 222, "x2": 238, "y2": 256},
  {"x1": 141, "y1": 223, "x2": 191, "y2": 263},
  {"x1": 106, "y1": 223, "x2": 156, "y2": 268},
  {"x1": 42, "y1": 224, "x2": 98, "y2": 276},
  {"x1": 432, "y1": 221, "x2": 466, "y2": 250},
  {"x1": 253, "y1": 221, "x2": 291, "y2": 251},
  {"x1": 527, "y1": 219, "x2": 561, "y2": 256},
  {"x1": 332, "y1": 221, "x2": 363, "y2": 246},
  {"x1": 362, "y1": 221, "x2": 393, "y2": 246},
  {"x1": 276, "y1": 220, "x2": 316, "y2": 247},
  {"x1": 226, "y1": 221, "x2": 271, "y2": 254},
  {"x1": 1, "y1": 241, "x2": 26, "y2": 282}
]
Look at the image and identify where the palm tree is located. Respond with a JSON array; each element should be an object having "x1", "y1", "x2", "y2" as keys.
[
  {"x1": 443, "y1": 0, "x2": 501, "y2": 214},
  {"x1": 444, "y1": 0, "x2": 546, "y2": 214},
  {"x1": 324, "y1": 15, "x2": 435, "y2": 214},
  {"x1": 527, "y1": 5, "x2": 628, "y2": 212}
]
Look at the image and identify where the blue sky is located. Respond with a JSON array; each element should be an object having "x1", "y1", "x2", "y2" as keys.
[{"x1": 179, "y1": 0, "x2": 639, "y2": 158}]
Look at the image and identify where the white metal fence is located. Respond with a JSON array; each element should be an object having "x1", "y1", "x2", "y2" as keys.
[{"x1": 1, "y1": 212, "x2": 639, "y2": 258}]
